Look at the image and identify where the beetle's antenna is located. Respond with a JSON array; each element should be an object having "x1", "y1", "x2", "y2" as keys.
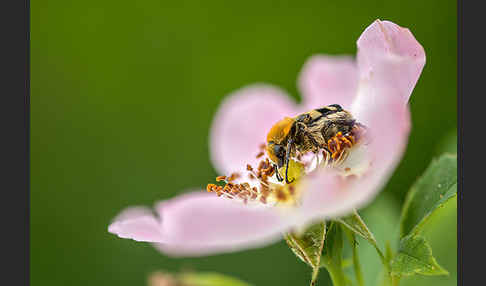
[{"x1": 285, "y1": 139, "x2": 294, "y2": 184}]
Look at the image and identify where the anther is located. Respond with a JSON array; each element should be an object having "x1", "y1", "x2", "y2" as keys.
[
  {"x1": 216, "y1": 176, "x2": 226, "y2": 182},
  {"x1": 206, "y1": 184, "x2": 213, "y2": 192}
]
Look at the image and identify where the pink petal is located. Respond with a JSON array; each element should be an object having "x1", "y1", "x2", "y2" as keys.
[
  {"x1": 109, "y1": 191, "x2": 290, "y2": 257},
  {"x1": 108, "y1": 207, "x2": 164, "y2": 242},
  {"x1": 352, "y1": 20, "x2": 425, "y2": 118},
  {"x1": 153, "y1": 191, "x2": 288, "y2": 257},
  {"x1": 210, "y1": 84, "x2": 298, "y2": 174},
  {"x1": 346, "y1": 100, "x2": 411, "y2": 214},
  {"x1": 298, "y1": 55, "x2": 359, "y2": 110},
  {"x1": 297, "y1": 170, "x2": 346, "y2": 220}
]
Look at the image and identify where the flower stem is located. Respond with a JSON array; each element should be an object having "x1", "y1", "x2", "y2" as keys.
[
  {"x1": 345, "y1": 210, "x2": 394, "y2": 285},
  {"x1": 352, "y1": 238, "x2": 365, "y2": 286},
  {"x1": 310, "y1": 266, "x2": 320, "y2": 286},
  {"x1": 325, "y1": 262, "x2": 347, "y2": 286},
  {"x1": 391, "y1": 275, "x2": 401, "y2": 286},
  {"x1": 373, "y1": 244, "x2": 395, "y2": 286},
  {"x1": 372, "y1": 243, "x2": 387, "y2": 267}
]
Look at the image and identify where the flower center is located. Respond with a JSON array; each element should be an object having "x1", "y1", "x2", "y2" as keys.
[{"x1": 207, "y1": 124, "x2": 370, "y2": 206}]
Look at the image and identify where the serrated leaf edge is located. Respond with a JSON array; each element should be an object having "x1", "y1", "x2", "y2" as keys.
[{"x1": 391, "y1": 235, "x2": 449, "y2": 278}]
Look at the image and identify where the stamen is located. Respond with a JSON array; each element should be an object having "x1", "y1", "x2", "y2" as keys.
[
  {"x1": 206, "y1": 184, "x2": 218, "y2": 193},
  {"x1": 208, "y1": 157, "x2": 295, "y2": 204},
  {"x1": 215, "y1": 176, "x2": 226, "y2": 182},
  {"x1": 248, "y1": 158, "x2": 278, "y2": 188}
]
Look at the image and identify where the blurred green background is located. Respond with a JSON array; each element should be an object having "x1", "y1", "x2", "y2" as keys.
[{"x1": 31, "y1": 0, "x2": 456, "y2": 285}]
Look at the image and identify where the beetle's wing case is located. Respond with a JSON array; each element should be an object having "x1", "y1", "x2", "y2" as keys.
[
  {"x1": 293, "y1": 109, "x2": 323, "y2": 125},
  {"x1": 293, "y1": 108, "x2": 356, "y2": 153},
  {"x1": 317, "y1": 111, "x2": 355, "y2": 142}
]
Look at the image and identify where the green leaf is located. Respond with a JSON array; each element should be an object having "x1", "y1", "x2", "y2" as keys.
[
  {"x1": 400, "y1": 196, "x2": 457, "y2": 286},
  {"x1": 284, "y1": 222, "x2": 326, "y2": 268},
  {"x1": 391, "y1": 235, "x2": 448, "y2": 277},
  {"x1": 400, "y1": 154, "x2": 457, "y2": 237},
  {"x1": 180, "y1": 272, "x2": 253, "y2": 286}
]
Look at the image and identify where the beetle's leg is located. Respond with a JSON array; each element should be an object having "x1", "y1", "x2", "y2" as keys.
[
  {"x1": 285, "y1": 139, "x2": 295, "y2": 184},
  {"x1": 274, "y1": 164, "x2": 283, "y2": 182},
  {"x1": 321, "y1": 144, "x2": 332, "y2": 155}
]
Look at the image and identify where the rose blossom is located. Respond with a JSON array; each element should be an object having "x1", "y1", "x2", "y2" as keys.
[{"x1": 108, "y1": 19, "x2": 425, "y2": 257}]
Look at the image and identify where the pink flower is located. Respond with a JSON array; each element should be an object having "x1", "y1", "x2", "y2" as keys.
[{"x1": 108, "y1": 19, "x2": 425, "y2": 257}]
